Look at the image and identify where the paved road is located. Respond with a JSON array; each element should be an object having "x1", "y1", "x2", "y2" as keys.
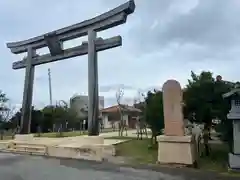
[{"x1": 0, "y1": 153, "x2": 238, "y2": 180}]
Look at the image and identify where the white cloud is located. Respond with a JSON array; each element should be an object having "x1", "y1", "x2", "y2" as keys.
[{"x1": 1, "y1": 0, "x2": 240, "y2": 109}]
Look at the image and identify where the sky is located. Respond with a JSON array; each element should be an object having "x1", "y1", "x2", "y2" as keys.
[{"x1": 1, "y1": 0, "x2": 240, "y2": 109}]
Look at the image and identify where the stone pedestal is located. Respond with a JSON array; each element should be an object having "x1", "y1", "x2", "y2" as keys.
[
  {"x1": 157, "y1": 135, "x2": 196, "y2": 165},
  {"x1": 229, "y1": 153, "x2": 240, "y2": 170}
]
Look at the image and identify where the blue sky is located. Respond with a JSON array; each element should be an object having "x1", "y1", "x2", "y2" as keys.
[{"x1": 1, "y1": 0, "x2": 240, "y2": 109}]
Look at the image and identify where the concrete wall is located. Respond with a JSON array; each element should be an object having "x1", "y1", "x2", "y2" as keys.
[
  {"x1": 102, "y1": 115, "x2": 112, "y2": 129},
  {"x1": 233, "y1": 120, "x2": 240, "y2": 154},
  {"x1": 102, "y1": 114, "x2": 129, "y2": 129}
]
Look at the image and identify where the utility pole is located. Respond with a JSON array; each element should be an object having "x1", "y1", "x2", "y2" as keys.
[{"x1": 48, "y1": 68, "x2": 53, "y2": 106}]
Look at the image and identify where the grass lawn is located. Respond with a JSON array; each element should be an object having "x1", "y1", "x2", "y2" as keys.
[
  {"x1": 34, "y1": 131, "x2": 87, "y2": 138},
  {"x1": 105, "y1": 136, "x2": 141, "y2": 140},
  {"x1": 34, "y1": 128, "x2": 115, "y2": 138},
  {"x1": 198, "y1": 143, "x2": 229, "y2": 172},
  {"x1": 115, "y1": 138, "x2": 158, "y2": 164},
  {"x1": 199, "y1": 143, "x2": 240, "y2": 177},
  {"x1": 114, "y1": 138, "x2": 240, "y2": 176},
  {"x1": 2, "y1": 132, "x2": 86, "y2": 140},
  {"x1": 1, "y1": 136, "x2": 13, "y2": 140}
]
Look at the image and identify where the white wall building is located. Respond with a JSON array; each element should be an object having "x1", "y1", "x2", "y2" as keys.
[
  {"x1": 100, "y1": 105, "x2": 141, "y2": 129},
  {"x1": 70, "y1": 95, "x2": 104, "y2": 119}
]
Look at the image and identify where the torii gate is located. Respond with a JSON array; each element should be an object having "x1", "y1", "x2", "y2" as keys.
[{"x1": 6, "y1": 0, "x2": 135, "y2": 135}]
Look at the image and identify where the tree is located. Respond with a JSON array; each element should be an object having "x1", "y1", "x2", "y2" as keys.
[
  {"x1": 0, "y1": 104, "x2": 16, "y2": 130},
  {"x1": 116, "y1": 87, "x2": 127, "y2": 136},
  {"x1": 183, "y1": 71, "x2": 233, "y2": 154},
  {"x1": 30, "y1": 107, "x2": 44, "y2": 133},
  {"x1": 7, "y1": 107, "x2": 44, "y2": 134},
  {"x1": 8, "y1": 109, "x2": 21, "y2": 131},
  {"x1": 41, "y1": 101, "x2": 78, "y2": 135},
  {"x1": 145, "y1": 89, "x2": 164, "y2": 145},
  {"x1": 0, "y1": 90, "x2": 9, "y2": 122},
  {"x1": 57, "y1": 100, "x2": 78, "y2": 131},
  {"x1": 0, "y1": 91, "x2": 14, "y2": 139},
  {"x1": 0, "y1": 91, "x2": 10, "y2": 126},
  {"x1": 49, "y1": 102, "x2": 66, "y2": 136},
  {"x1": 42, "y1": 105, "x2": 56, "y2": 132},
  {"x1": 134, "y1": 92, "x2": 148, "y2": 140},
  {"x1": 183, "y1": 71, "x2": 232, "y2": 124},
  {"x1": 183, "y1": 71, "x2": 215, "y2": 125}
]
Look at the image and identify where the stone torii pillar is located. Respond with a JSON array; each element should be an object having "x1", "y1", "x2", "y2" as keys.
[
  {"x1": 88, "y1": 30, "x2": 99, "y2": 135},
  {"x1": 21, "y1": 48, "x2": 36, "y2": 134}
]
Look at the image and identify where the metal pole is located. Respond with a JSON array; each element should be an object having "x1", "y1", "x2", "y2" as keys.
[
  {"x1": 88, "y1": 30, "x2": 99, "y2": 136},
  {"x1": 48, "y1": 68, "x2": 53, "y2": 106},
  {"x1": 20, "y1": 47, "x2": 35, "y2": 134}
]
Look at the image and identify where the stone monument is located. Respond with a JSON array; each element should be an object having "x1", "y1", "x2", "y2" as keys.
[
  {"x1": 162, "y1": 80, "x2": 185, "y2": 136},
  {"x1": 223, "y1": 88, "x2": 240, "y2": 170},
  {"x1": 6, "y1": 0, "x2": 135, "y2": 136},
  {"x1": 157, "y1": 80, "x2": 196, "y2": 165}
]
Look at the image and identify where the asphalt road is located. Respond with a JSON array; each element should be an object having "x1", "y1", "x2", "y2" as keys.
[{"x1": 0, "y1": 153, "x2": 238, "y2": 180}]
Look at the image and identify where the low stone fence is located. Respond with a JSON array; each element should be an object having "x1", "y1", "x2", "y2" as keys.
[{"x1": 0, "y1": 134, "x2": 119, "y2": 162}]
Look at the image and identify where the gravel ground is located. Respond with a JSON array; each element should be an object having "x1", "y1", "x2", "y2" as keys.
[{"x1": 0, "y1": 153, "x2": 238, "y2": 180}]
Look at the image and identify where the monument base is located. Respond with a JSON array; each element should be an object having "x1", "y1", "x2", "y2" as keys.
[
  {"x1": 157, "y1": 135, "x2": 196, "y2": 165},
  {"x1": 229, "y1": 153, "x2": 240, "y2": 171}
]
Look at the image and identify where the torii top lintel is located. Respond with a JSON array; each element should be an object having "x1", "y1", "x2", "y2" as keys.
[{"x1": 6, "y1": 0, "x2": 135, "y2": 54}]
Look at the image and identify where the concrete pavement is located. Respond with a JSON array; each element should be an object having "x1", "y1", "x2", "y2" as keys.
[{"x1": 0, "y1": 153, "x2": 238, "y2": 180}]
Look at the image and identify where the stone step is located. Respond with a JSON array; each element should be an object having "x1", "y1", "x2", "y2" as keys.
[
  {"x1": 6, "y1": 148, "x2": 45, "y2": 155},
  {"x1": 13, "y1": 145, "x2": 46, "y2": 152},
  {"x1": 9, "y1": 143, "x2": 47, "y2": 155},
  {"x1": 13, "y1": 143, "x2": 46, "y2": 148},
  {"x1": 13, "y1": 141, "x2": 47, "y2": 146}
]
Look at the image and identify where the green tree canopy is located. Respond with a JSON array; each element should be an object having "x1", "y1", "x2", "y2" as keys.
[
  {"x1": 183, "y1": 71, "x2": 232, "y2": 126},
  {"x1": 145, "y1": 90, "x2": 164, "y2": 143},
  {"x1": 0, "y1": 90, "x2": 9, "y2": 123}
]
